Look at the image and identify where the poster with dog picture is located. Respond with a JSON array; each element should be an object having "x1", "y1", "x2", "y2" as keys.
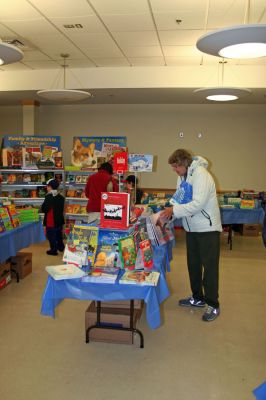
[{"x1": 71, "y1": 136, "x2": 127, "y2": 168}]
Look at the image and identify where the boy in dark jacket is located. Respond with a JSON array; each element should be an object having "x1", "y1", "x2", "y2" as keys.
[{"x1": 41, "y1": 179, "x2": 65, "y2": 256}]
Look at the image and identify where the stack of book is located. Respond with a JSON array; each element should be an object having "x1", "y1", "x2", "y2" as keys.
[
  {"x1": 82, "y1": 267, "x2": 119, "y2": 284},
  {"x1": 119, "y1": 270, "x2": 160, "y2": 286},
  {"x1": 17, "y1": 207, "x2": 40, "y2": 223}
]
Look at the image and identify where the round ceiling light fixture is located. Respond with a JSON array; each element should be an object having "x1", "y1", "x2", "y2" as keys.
[
  {"x1": 196, "y1": 24, "x2": 266, "y2": 59},
  {"x1": 0, "y1": 40, "x2": 24, "y2": 65},
  {"x1": 193, "y1": 87, "x2": 252, "y2": 102},
  {"x1": 37, "y1": 89, "x2": 92, "y2": 102},
  {"x1": 37, "y1": 53, "x2": 92, "y2": 102}
]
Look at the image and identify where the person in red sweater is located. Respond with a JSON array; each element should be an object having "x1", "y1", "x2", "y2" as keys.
[{"x1": 85, "y1": 162, "x2": 119, "y2": 212}]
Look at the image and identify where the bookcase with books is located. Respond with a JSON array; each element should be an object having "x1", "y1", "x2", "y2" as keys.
[
  {"x1": 0, "y1": 169, "x2": 65, "y2": 213},
  {"x1": 64, "y1": 169, "x2": 92, "y2": 222}
]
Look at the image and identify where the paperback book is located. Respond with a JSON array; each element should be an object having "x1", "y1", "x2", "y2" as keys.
[
  {"x1": 139, "y1": 239, "x2": 153, "y2": 269},
  {"x1": 45, "y1": 264, "x2": 86, "y2": 280},
  {"x1": 119, "y1": 270, "x2": 160, "y2": 286},
  {"x1": 94, "y1": 244, "x2": 116, "y2": 268},
  {"x1": 118, "y1": 236, "x2": 137, "y2": 270}
]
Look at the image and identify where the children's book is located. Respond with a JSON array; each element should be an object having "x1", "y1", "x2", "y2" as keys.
[
  {"x1": 71, "y1": 225, "x2": 99, "y2": 265},
  {"x1": 65, "y1": 204, "x2": 81, "y2": 214},
  {"x1": 100, "y1": 192, "x2": 130, "y2": 229},
  {"x1": 0, "y1": 217, "x2": 6, "y2": 233},
  {"x1": 94, "y1": 244, "x2": 116, "y2": 268},
  {"x1": 139, "y1": 239, "x2": 153, "y2": 269},
  {"x1": 119, "y1": 270, "x2": 160, "y2": 286},
  {"x1": 62, "y1": 244, "x2": 88, "y2": 267},
  {"x1": 82, "y1": 267, "x2": 119, "y2": 284},
  {"x1": 146, "y1": 213, "x2": 170, "y2": 246},
  {"x1": 0, "y1": 207, "x2": 13, "y2": 230},
  {"x1": 170, "y1": 181, "x2": 193, "y2": 205},
  {"x1": 45, "y1": 264, "x2": 86, "y2": 280},
  {"x1": 118, "y1": 236, "x2": 137, "y2": 270}
]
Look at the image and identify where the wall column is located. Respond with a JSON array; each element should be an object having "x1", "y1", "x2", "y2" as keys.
[{"x1": 22, "y1": 100, "x2": 40, "y2": 136}]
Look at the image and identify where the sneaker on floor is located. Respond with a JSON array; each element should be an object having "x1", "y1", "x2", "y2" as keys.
[
  {"x1": 179, "y1": 296, "x2": 206, "y2": 308},
  {"x1": 46, "y1": 250, "x2": 58, "y2": 256},
  {"x1": 202, "y1": 306, "x2": 220, "y2": 322}
]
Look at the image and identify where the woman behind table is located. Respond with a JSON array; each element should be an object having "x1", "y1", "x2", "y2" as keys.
[{"x1": 85, "y1": 162, "x2": 119, "y2": 213}]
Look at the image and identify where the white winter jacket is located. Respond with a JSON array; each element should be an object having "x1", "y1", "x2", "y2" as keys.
[{"x1": 172, "y1": 156, "x2": 222, "y2": 232}]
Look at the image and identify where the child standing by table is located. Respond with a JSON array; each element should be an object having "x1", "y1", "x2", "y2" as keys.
[{"x1": 41, "y1": 179, "x2": 65, "y2": 256}]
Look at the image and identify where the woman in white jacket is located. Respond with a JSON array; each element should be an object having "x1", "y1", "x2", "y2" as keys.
[{"x1": 161, "y1": 149, "x2": 222, "y2": 322}]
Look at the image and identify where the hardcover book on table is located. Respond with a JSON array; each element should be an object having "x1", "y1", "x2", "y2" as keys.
[
  {"x1": 94, "y1": 244, "x2": 116, "y2": 268},
  {"x1": 119, "y1": 270, "x2": 160, "y2": 286},
  {"x1": 100, "y1": 192, "x2": 130, "y2": 229},
  {"x1": 82, "y1": 267, "x2": 119, "y2": 284}
]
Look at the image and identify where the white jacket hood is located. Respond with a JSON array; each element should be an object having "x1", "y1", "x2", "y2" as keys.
[{"x1": 188, "y1": 156, "x2": 208, "y2": 176}]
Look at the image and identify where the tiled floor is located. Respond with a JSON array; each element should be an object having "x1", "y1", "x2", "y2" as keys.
[{"x1": 0, "y1": 231, "x2": 265, "y2": 400}]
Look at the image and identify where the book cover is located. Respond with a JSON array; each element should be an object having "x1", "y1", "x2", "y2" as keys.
[
  {"x1": 94, "y1": 244, "x2": 116, "y2": 268},
  {"x1": 82, "y1": 267, "x2": 119, "y2": 284},
  {"x1": 45, "y1": 264, "x2": 86, "y2": 280},
  {"x1": 65, "y1": 204, "x2": 81, "y2": 214},
  {"x1": 128, "y1": 154, "x2": 153, "y2": 172},
  {"x1": 0, "y1": 207, "x2": 13, "y2": 230},
  {"x1": 71, "y1": 225, "x2": 99, "y2": 265},
  {"x1": 119, "y1": 270, "x2": 160, "y2": 286},
  {"x1": 75, "y1": 175, "x2": 83, "y2": 184},
  {"x1": 0, "y1": 217, "x2": 6, "y2": 233},
  {"x1": 146, "y1": 213, "x2": 170, "y2": 246},
  {"x1": 113, "y1": 151, "x2": 128, "y2": 174},
  {"x1": 118, "y1": 236, "x2": 137, "y2": 270},
  {"x1": 170, "y1": 181, "x2": 193, "y2": 205},
  {"x1": 100, "y1": 192, "x2": 130, "y2": 229},
  {"x1": 139, "y1": 239, "x2": 153, "y2": 269}
]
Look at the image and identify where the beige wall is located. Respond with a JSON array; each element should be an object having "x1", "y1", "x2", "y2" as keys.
[
  {"x1": 38, "y1": 104, "x2": 266, "y2": 191},
  {"x1": 1, "y1": 104, "x2": 265, "y2": 191},
  {"x1": 0, "y1": 106, "x2": 22, "y2": 136}
]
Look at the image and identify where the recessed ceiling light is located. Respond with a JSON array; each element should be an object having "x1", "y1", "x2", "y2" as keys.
[{"x1": 193, "y1": 87, "x2": 252, "y2": 102}]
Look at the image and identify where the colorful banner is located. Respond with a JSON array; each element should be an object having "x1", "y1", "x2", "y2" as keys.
[
  {"x1": 2, "y1": 135, "x2": 61, "y2": 150},
  {"x1": 71, "y1": 136, "x2": 127, "y2": 168}
]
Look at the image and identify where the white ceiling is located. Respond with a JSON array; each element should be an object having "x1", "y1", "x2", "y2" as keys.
[{"x1": 0, "y1": 0, "x2": 266, "y2": 104}]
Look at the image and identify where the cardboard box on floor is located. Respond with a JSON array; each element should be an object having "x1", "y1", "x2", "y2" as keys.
[
  {"x1": 10, "y1": 252, "x2": 32, "y2": 279},
  {"x1": 242, "y1": 224, "x2": 260, "y2": 236},
  {"x1": 85, "y1": 302, "x2": 142, "y2": 345},
  {"x1": 0, "y1": 261, "x2": 11, "y2": 291},
  {"x1": 100, "y1": 299, "x2": 144, "y2": 309}
]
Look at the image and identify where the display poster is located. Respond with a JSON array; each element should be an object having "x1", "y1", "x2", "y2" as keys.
[
  {"x1": 128, "y1": 154, "x2": 153, "y2": 172},
  {"x1": 71, "y1": 136, "x2": 127, "y2": 168},
  {"x1": 2, "y1": 135, "x2": 61, "y2": 150},
  {"x1": 1, "y1": 135, "x2": 62, "y2": 169}
]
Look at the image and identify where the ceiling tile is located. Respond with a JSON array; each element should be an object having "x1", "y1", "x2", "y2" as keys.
[
  {"x1": 113, "y1": 31, "x2": 159, "y2": 47},
  {"x1": 207, "y1": 0, "x2": 245, "y2": 29},
  {"x1": 150, "y1": 0, "x2": 205, "y2": 12},
  {"x1": 0, "y1": 62, "x2": 32, "y2": 70},
  {"x1": 159, "y1": 30, "x2": 205, "y2": 46},
  {"x1": 63, "y1": 32, "x2": 116, "y2": 47},
  {"x1": 122, "y1": 46, "x2": 163, "y2": 57},
  {"x1": 91, "y1": 58, "x2": 130, "y2": 67},
  {"x1": 0, "y1": 0, "x2": 41, "y2": 20},
  {"x1": 129, "y1": 57, "x2": 165, "y2": 66},
  {"x1": 154, "y1": 11, "x2": 206, "y2": 30},
  {"x1": 59, "y1": 59, "x2": 95, "y2": 67},
  {"x1": 165, "y1": 56, "x2": 202, "y2": 66},
  {"x1": 29, "y1": 0, "x2": 94, "y2": 18},
  {"x1": 22, "y1": 60, "x2": 60, "y2": 69},
  {"x1": 163, "y1": 45, "x2": 201, "y2": 57},
  {"x1": 3, "y1": 19, "x2": 59, "y2": 36},
  {"x1": 89, "y1": 0, "x2": 150, "y2": 14},
  {"x1": 101, "y1": 14, "x2": 154, "y2": 31},
  {"x1": 50, "y1": 15, "x2": 106, "y2": 33},
  {"x1": 82, "y1": 46, "x2": 123, "y2": 58},
  {"x1": 0, "y1": 23, "x2": 16, "y2": 36},
  {"x1": 22, "y1": 50, "x2": 52, "y2": 61}
]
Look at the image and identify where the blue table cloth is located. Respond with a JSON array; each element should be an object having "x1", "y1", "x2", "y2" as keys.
[
  {"x1": 41, "y1": 240, "x2": 174, "y2": 330},
  {"x1": 0, "y1": 220, "x2": 46, "y2": 264},
  {"x1": 220, "y1": 207, "x2": 265, "y2": 225}
]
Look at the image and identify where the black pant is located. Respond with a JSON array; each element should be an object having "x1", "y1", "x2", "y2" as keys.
[
  {"x1": 186, "y1": 231, "x2": 220, "y2": 308},
  {"x1": 46, "y1": 227, "x2": 64, "y2": 253}
]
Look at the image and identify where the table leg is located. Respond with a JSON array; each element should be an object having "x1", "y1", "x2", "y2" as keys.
[{"x1": 86, "y1": 300, "x2": 144, "y2": 348}]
